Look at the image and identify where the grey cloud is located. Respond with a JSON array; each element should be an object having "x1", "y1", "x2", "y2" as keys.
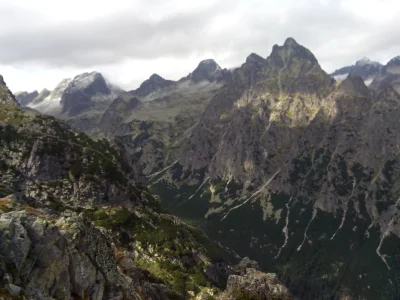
[
  {"x1": 0, "y1": 0, "x2": 236, "y2": 67},
  {"x1": 0, "y1": 0, "x2": 399, "y2": 77}
]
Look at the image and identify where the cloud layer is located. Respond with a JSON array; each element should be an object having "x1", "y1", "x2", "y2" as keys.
[{"x1": 1, "y1": 0, "x2": 400, "y2": 92}]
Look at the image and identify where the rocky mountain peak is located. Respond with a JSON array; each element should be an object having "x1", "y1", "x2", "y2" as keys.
[
  {"x1": 387, "y1": 56, "x2": 400, "y2": 67},
  {"x1": 190, "y1": 59, "x2": 225, "y2": 83},
  {"x1": 133, "y1": 73, "x2": 174, "y2": 98},
  {"x1": 264, "y1": 38, "x2": 333, "y2": 95},
  {"x1": 338, "y1": 73, "x2": 371, "y2": 97},
  {"x1": 246, "y1": 53, "x2": 265, "y2": 65},
  {"x1": 0, "y1": 75, "x2": 18, "y2": 105},
  {"x1": 68, "y1": 71, "x2": 109, "y2": 94},
  {"x1": 355, "y1": 57, "x2": 381, "y2": 67},
  {"x1": 149, "y1": 73, "x2": 164, "y2": 82},
  {"x1": 269, "y1": 38, "x2": 318, "y2": 67},
  {"x1": 58, "y1": 71, "x2": 121, "y2": 117},
  {"x1": 283, "y1": 37, "x2": 300, "y2": 48}
]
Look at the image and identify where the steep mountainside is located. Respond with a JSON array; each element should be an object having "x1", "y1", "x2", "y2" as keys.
[
  {"x1": 0, "y1": 76, "x2": 292, "y2": 299},
  {"x1": 331, "y1": 57, "x2": 383, "y2": 85},
  {"x1": 87, "y1": 38, "x2": 400, "y2": 300}
]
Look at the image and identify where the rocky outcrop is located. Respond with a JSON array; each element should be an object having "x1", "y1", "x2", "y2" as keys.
[
  {"x1": 0, "y1": 200, "x2": 178, "y2": 299},
  {"x1": 217, "y1": 268, "x2": 292, "y2": 300},
  {"x1": 234, "y1": 257, "x2": 260, "y2": 276}
]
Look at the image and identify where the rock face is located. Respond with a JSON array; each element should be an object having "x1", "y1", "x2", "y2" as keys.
[
  {"x1": 15, "y1": 90, "x2": 39, "y2": 106},
  {"x1": 331, "y1": 57, "x2": 383, "y2": 85},
  {"x1": 218, "y1": 268, "x2": 292, "y2": 300}
]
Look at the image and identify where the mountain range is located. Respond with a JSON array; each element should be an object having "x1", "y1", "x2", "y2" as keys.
[{"x1": 8, "y1": 37, "x2": 400, "y2": 300}]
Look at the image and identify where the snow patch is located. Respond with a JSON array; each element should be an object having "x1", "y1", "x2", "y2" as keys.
[
  {"x1": 376, "y1": 196, "x2": 400, "y2": 270},
  {"x1": 297, "y1": 206, "x2": 318, "y2": 252},
  {"x1": 147, "y1": 159, "x2": 179, "y2": 179},
  {"x1": 275, "y1": 197, "x2": 293, "y2": 258},
  {"x1": 178, "y1": 177, "x2": 210, "y2": 207},
  {"x1": 330, "y1": 177, "x2": 356, "y2": 240}
]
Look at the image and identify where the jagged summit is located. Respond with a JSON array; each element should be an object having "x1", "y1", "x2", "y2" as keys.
[
  {"x1": 386, "y1": 56, "x2": 400, "y2": 68},
  {"x1": 283, "y1": 37, "x2": 300, "y2": 47},
  {"x1": 338, "y1": 73, "x2": 371, "y2": 97},
  {"x1": 269, "y1": 37, "x2": 318, "y2": 65},
  {"x1": 388, "y1": 56, "x2": 400, "y2": 64},
  {"x1": 198, "y1": 59, "x2": 219, "y2": 66},
  {"x1": 189, "y1": 59, "x2": 226, "y2": 83},
  {"x1": 149, "y1": 73, "x2": 164, "y2": 81},
  {"x1": 355, "y1": 57, "x2": 381, "y2": 67},
  {"x1": 68, "y1": 71, "x2": 110, "y2": 94},
  {"x1": 133, "y1": 73, "x2": 174, "y2": 98},
  {"x1": 263, "y1": 38, "x2": 333, "y2": 95},
  {"x1": 246, "y1": 53, "x2": 265, "y2": 65}
]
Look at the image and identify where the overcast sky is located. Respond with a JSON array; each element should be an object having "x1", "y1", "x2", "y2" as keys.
[{"x1": 1, "y1": 0, "x2": 400, "y2": 92}]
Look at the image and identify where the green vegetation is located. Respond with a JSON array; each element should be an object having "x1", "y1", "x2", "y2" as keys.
[
  {"x1": 85, "y1": 204, "x2": 229, "y2": 296},
  {"x1": 86, "y1": 207, "x2": 133, "y2": 229}
]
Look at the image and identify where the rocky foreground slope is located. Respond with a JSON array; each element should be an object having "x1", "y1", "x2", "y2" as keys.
[{"x1": 0, "y1": 77, "x2": 292, "y2": 299}]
